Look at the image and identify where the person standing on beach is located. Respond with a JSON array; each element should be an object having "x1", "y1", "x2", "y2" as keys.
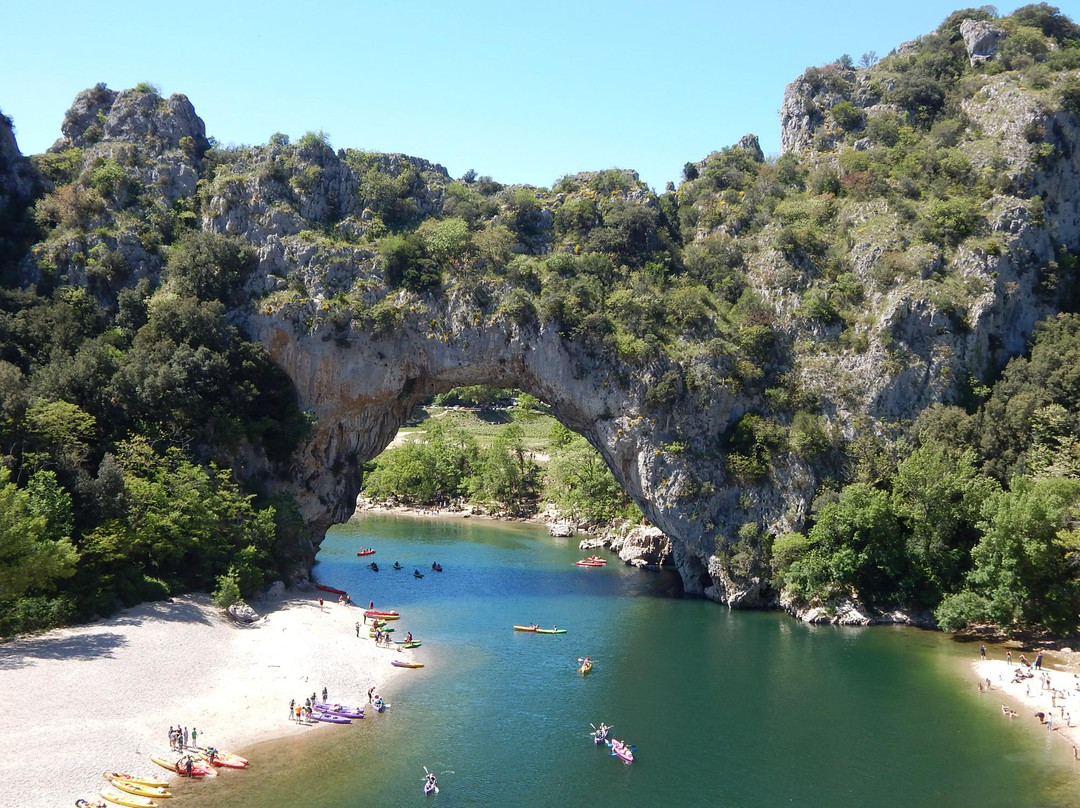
[
  {"x1": 183, "y1": 726, "x2": 189, "y2": 748},
  {"x1": 1007, "y1": 650, "x2": 1012, "y2": 665},
  {"x1": 1035, "y1": 651, "x2": 1044, "y2": 670},
  {"x1": 192, "y1": 727, "x2": 198, "y2": 748},
  {"x1": 981, "y1": 645, "x2": 986, "y2": 659},
  {"x1": 356, "y1": 621, "x2": 360, "y2": 637},
  {"x1": 323, "y1": 687, "x2": 328, "y2": 702}
]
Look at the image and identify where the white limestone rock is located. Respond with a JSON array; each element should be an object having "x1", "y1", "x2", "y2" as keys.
[{"x1": 960, "y1": 19, "x2": 1006, "y2": 66}]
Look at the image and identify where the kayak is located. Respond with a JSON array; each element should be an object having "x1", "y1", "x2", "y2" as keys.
[
  {"x1": 197, "y1": 749, "x2": 249, "y2": 768},
  {"x1": 393, "y1": 638, "x2": 417, "y2": 644},
  {"x1": 98, "y1": 787, "x2": 159, "y2": 808},
  {"x1": 399, "y1": 641, "x2": 422, "y2": 649},
  {"x1": 102, "y1": 775, "x2": 171, "y2": 799},
  {"x1": 371, "y1": 698, "x2": 387, "y2": 712},
  {"x1": 356, "y1": 548, "x2": 376, "y2": 556},
  {"x1": 310, "y1": 711, "x2": 352, "y2": 724},
  {"x1": 413, "y1": 570, "x2": 424, "y2": 578},
  {"x1": 580, "y1": 660, "x2": 594, "y2": 675},
  {"x1": 150, "y1": 755, "x2": 215, "y2": 777},
  {"x1": 103, "y1": 773, "x2": 169, "y2": 789},
  {"x1": 77, "y1": 800, "x2": 108, "y2": 808},
  {"x1": 431, "y1": 563, "x2": 443, "y2": 572},
  {"x1": 575, "y1": 560, "x2": 605, "y2": 567},
  {"x1": 608, "y1": 738, "x2": 635, "y2": 763},
  {"x1": 391, "y1": 660, "x2": 424, "y2": 668},
  {"x1": 315, "y1": 584, "x2": 347, "y2": 595},
  {"x1": 364, "y1": 609, "x2": 400, "y2": 619},
  {"x1": 513, "y1": 625, "x2": 539, "y2": 632},
  {"x1": 424, "y1": 779, "x2": 438, "y2": 795},
  {"x1": 314, "y1": 701, "x2": 365, "y2": 719},
  {"x1": 536, "y1": 628, "x2": 566, "y2": 634}
]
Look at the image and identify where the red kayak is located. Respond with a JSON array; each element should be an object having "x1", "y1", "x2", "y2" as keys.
[
  {"x1": 356, "y1": 548, "x2": 376, "y2": 556},
  {"x1": 315, "y1": 584, "x2": 347, "y2": 595},
  {"x1": 364, "y1": 609, "x2": 400, "y2": 618}
]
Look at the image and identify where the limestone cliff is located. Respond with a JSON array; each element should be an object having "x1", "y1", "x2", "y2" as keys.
[{"x1": 5, "y1": 12, "x2": 1080, "y2": 615}]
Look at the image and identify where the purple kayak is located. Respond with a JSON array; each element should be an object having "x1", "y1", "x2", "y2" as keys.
[
  {"x1": 310, "y1": 711, "x2": 352, "y2": 724},
  {"x1": 314, "y1": 701, "x2": 365, "y2": 719}
]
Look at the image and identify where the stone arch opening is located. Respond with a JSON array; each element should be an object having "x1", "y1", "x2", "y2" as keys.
[{"x1": 255, "y1": 316, "x2": 759, "y2": 604}]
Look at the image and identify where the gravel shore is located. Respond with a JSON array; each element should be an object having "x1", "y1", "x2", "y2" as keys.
[{"x1": 0, "y1": 591, "x2": 407, "y2": 808}]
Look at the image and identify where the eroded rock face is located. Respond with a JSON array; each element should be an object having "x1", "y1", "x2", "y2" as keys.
[
  {"x1": 960, "y1": 19, "x2": 1006, "y2": 66},
  {"x1": 55, "y1": 84, "x2": 209, "y2": 157},
  {"x1": 0, "y1": 111, "x2": 36, "y2": 209},
  {"x1": 609, "y1": 525, "x2": 672, "y2": 568}
]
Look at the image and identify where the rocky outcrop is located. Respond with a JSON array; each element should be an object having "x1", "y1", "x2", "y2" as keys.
[
  {"x1": 55, "y1": 84, "x2": 209, "y2": 157},
  {"x1": 608, "y1": 525, "x2": 673, "y2": 569},
  {"x1": 227, "y1": 601, "x2": 260, "y2": 622},
  {"x1": 0, "y1": 111, "x2": 36, "y2": 211},
  {"x1": 960, "y1": 19, "x2": 1006, "y2": 66}
]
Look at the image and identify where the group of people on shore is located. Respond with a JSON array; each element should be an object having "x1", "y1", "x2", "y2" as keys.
[
  {"x1": 168, "y1": 725, "x2": 197, "y2": 750},
  {"x1": 289, "y1": 688, "x2": 332, "y2": 722},
  {"x1": 983, "y1": 646, "x2": 1077, "y2": 739}
]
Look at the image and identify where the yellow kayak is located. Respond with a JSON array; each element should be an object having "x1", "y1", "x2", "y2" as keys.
[
  {"x1": 99, "y1": 786, "x2": 159, "y2": 808},
  {"x1": 391, "y1": 659, "x2": 424, "y2": 668},
  {"x1": 103, "y1": 774, "x2": 171, "y2": 798},
  {"x1": 104, "y1": 771, "x2": 169, "y2": 788}
]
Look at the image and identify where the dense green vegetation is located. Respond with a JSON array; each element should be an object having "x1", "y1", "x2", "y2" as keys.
[
  {"x1": 0, "y1": 215, "x2": 310, "y2": 636},
  {"x1": 362, "y1": 397, "x2": 641, "y2": 525},
  {"x1": 775, "y1": 314, "x2": 1080, "y2": 634}
]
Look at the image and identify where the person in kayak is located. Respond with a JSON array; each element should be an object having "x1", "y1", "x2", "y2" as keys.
[{"x1": 425, "y1": 772, "x2": 438, "y2": 792}]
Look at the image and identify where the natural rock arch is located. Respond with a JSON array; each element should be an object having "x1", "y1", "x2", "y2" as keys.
[{"x1": 246, "y1": 304, "x2": 779, "y2": 605}]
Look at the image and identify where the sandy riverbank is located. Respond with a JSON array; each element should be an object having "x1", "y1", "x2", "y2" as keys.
[
  {"x1": 0, "y1": 590, "x2": 410, "y2": 808},
  {"x1": 973, "y1": 650, "x2": 1080, "y2": 758}
]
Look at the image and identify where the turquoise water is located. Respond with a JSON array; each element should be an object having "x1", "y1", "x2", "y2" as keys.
[{"x1": 184, "y1": 515, "x2": 1079, "y2": 807}]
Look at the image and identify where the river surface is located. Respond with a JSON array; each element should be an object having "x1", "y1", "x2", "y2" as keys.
[{"x1": 186, "y1": 514, "x2": 1079, "y2": 807}]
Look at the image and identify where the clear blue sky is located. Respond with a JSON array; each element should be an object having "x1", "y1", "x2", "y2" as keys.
[{"x1": 2, "y1": 1, "x2": 1075, "y2": 190}]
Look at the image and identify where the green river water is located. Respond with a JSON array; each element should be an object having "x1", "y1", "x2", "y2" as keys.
[{"x1": 182, "y1": 514, "x2": 1080, "y2": 807}]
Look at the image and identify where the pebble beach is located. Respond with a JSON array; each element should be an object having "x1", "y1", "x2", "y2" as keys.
[{"x1": 0, "y1": 591, "x2": 405, "y2": 808}]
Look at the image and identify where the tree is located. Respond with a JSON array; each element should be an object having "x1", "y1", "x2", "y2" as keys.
[
  {"x1": 23, "y1": 400, "x2": 97, "y2": 473},
  {"x1": 417, "y1": 217, "x2": 471, "y2": 264},
  {"x1": 163, "y1": 231, "x2": 256, "y2": 304},
  {"x1": 891, "y1": 442, "x2": 1000, "y2": 599},
  {"x1": 938, "y1": 477, "x2": 1080, "y2": 632},
  {"x1": 468, "y1": 423, "x2": 541, "y2": 515},
  {"x1": 0, "y1": 468, "x2": 78, "y2": 599},
  {"x1": 546, "y1": 434, "x2": 635, "y2": 525}
]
